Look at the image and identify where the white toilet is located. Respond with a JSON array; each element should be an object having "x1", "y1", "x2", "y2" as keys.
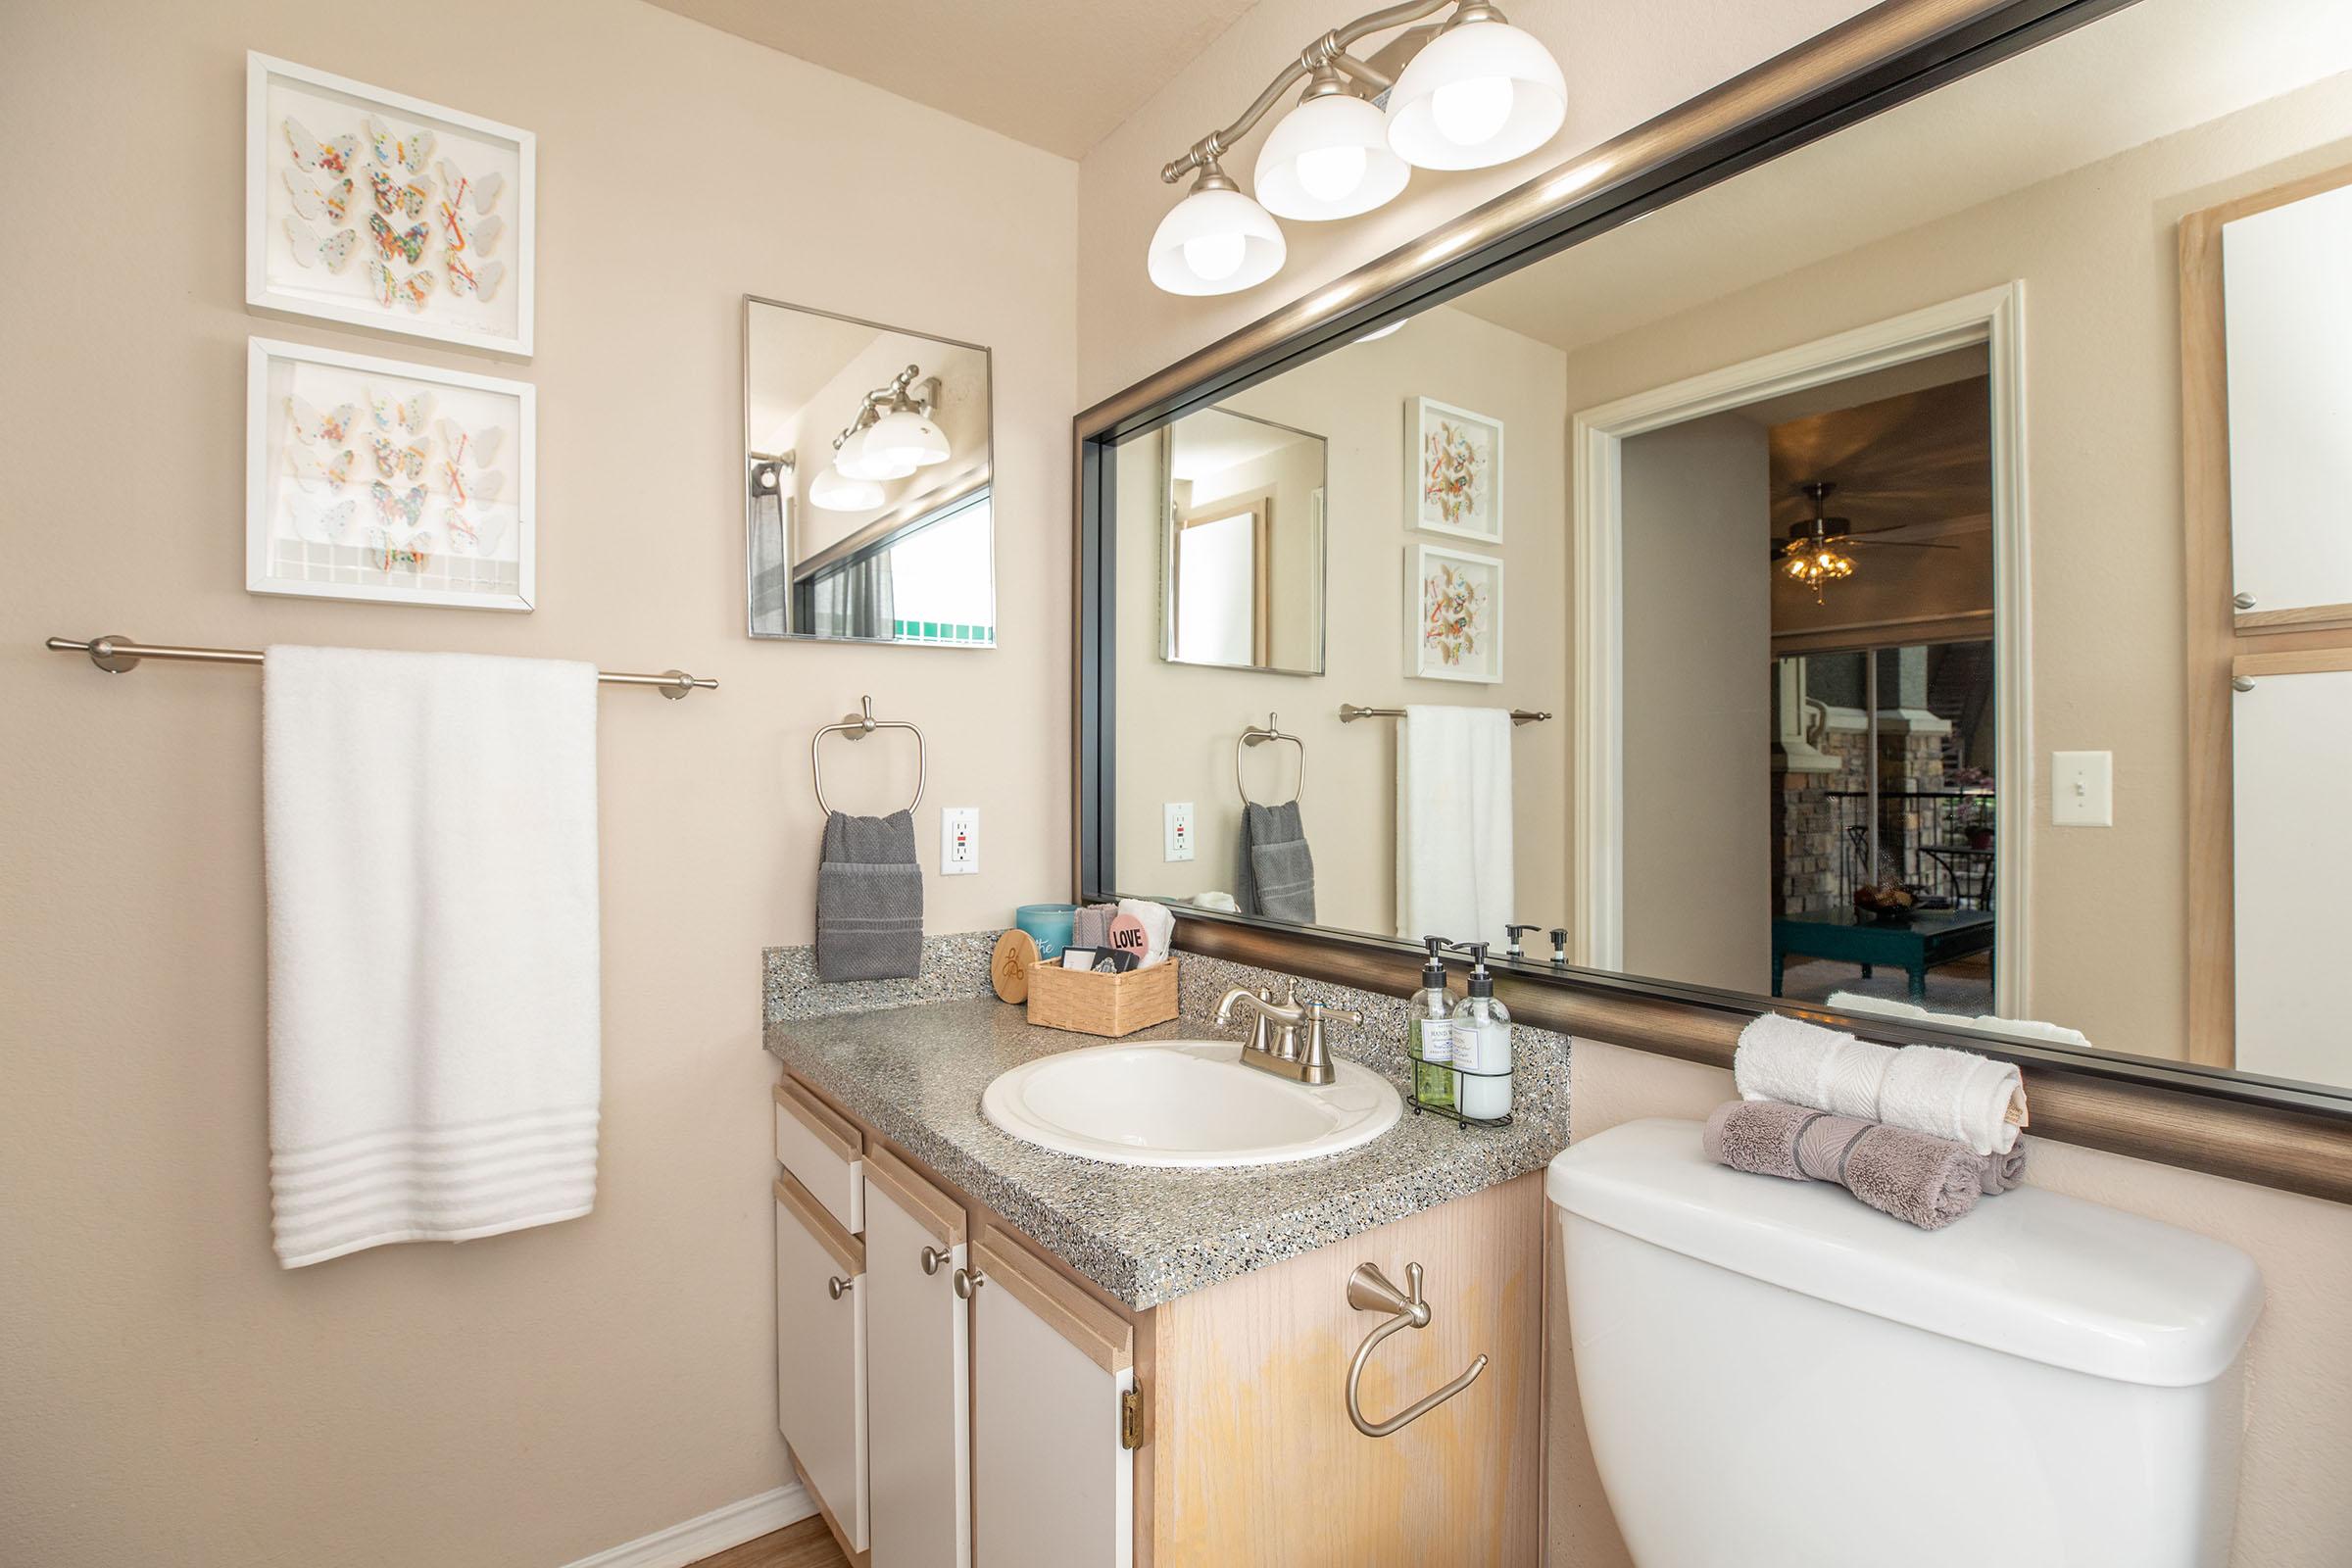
[{"x1": 1547, "y1": 1118, "x2": 2264, "y2": 1567}]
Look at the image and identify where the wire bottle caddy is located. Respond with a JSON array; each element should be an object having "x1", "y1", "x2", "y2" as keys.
[
  {"x1": 1403, "y1": 1034, "x2": 1514, "y2": 1130},
  {"x1": 1403, "y1": 934, "x2": 1515, "y2": 1131}
]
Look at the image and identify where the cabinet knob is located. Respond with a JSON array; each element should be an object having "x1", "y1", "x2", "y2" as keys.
[
  {"x1": 921, "y1": 1244, "x2": 952, "y2": 1276},
  {"x1": 827, "y1": 1274, "x2": 855, "y2": 1299},
  {"x1": 953, "y1": 1265, "x2": 986, "y2": 1299},
  {"x1": 2234, "y1": 592, "x2": 2257, "y2": 610}
]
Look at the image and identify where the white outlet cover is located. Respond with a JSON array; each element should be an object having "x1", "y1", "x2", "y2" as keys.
[
  {"x1": 941, "y1": 806, "x2": 979, "y2": 874},
  {"x1": 1164, "y1": 802, "x2": 1195, "y2": 862}
]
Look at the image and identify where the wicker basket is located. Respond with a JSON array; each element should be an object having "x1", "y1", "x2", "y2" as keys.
[{"x1": 1026, "y1": 957, "x2": 1180, "y2": 1038}]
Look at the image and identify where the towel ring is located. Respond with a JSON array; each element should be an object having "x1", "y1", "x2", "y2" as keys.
[
  {"x1": 1237, "y1": 712, "x2": 1304, "y2": 806},
  {"x1": 812, "y1": 696, "x2": 926, "y2": 817}
]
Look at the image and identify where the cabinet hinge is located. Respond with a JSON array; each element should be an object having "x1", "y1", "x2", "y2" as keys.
[{"x1": 1119, "y1": 1384, "x2": 1144, "y2": 1450}]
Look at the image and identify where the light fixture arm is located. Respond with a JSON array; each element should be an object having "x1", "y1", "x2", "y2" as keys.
[
  {"x1": 1157, "y1": 0, "x2": 1481, "y2": 183},
  {"x1": 830, "y1": 364, "x2": 938, "y2": 452}
]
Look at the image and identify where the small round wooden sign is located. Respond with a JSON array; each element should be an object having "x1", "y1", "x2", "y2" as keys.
[{"x1": 991, "y1": 928, "x2": 1041, "y2": 1004}]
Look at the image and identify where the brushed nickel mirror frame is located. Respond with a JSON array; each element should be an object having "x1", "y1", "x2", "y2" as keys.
[{"x1": 1070, "y1": 0, "x2": 2352, "y2": 1201}]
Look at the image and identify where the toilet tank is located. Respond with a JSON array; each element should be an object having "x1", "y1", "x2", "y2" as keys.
[{"x1": 1547, "y1": 1119, "x2": 2264, "y2": 1568}]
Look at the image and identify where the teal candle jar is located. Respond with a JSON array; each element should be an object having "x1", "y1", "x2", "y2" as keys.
[{"x1": 1014, "y1": 904, "x2": 1077, "y2": 958}]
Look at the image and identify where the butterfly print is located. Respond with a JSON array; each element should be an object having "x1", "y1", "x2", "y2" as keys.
[
  {"x1": 368, "y1": 258, "x2": 435, "y2": 313},
  {"x1": 283, "y1": 217, "x2": 358, "y2": 273},
  {"x1": 369, "y1": 434, "x2": 428, "y2": 481},
  {"x1": 368, "y1": 386, "x2": 436, "y2": 434},
  {"x1": 287, "y1": 396, "x2": 361, "y2": 445},
  {"x1": 364, "y1": 115, "x2": 436, "y2": 175},
  {"x1": 368, "y1": 168, "x2": 432, "y2": 220},
  {"x1": 284, "y1": 117, "x2": 358, "y2": 175},
  {"x1": 284, "y1": 171, "x2": 353, "y2": 223},
  {"x1": 288, "y1": 446, "x2": 357, "y2": 492}
]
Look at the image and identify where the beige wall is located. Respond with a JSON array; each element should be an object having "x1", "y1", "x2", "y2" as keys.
[
  {"x1": 1556, "y1": 72, "x2": 2352, "y2": 1060},
  {"x1": 1074, "y1": 0, "x2": 1874, "y2": 405},
  {"x1": 1550, "y1": 1043, "x2": 2352, "y2": 1567},
  {"x1": 1620, "y1": 415, "x2": 1772, "y2": 993},
  {"x1": 1112, "y1": 306, "x2": 1568, "y2": 936},
  {"x1": 0, "y1": 3, "x2": 1074, "y2": 1564}
]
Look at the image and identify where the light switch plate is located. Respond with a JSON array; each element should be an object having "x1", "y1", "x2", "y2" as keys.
[
  {"x1": 1164, "y1": 802, "x2": 1195, "y2": 862},
  {"x1": 940, "y1": 807, "x2": 979, "y2": 874},
  {"x1": 2051, "y1": 751, "x2": 2113, "y2": 826}
]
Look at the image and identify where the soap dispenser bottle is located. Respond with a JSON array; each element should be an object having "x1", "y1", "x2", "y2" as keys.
[
  {"x1": 1448, "y1": 943, "x2": 1514, "y2": 1121},
  {"x1": 1408, "y1": 937, "x2": 1454, "y2": 1110}
]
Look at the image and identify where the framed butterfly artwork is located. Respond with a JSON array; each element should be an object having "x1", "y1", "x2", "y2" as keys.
[
  {"x1": 248, "y1": 337, "x2": 535, "y2": 611},
  {"x1": 246, "y1": 54, "x2": 533, "y2": 356},
  {"x1": 1407, "y1": 396, "x2": 1503, "y2": 543}
]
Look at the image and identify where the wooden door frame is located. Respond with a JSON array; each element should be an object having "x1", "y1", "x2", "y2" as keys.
[
  {"x1": 1571, "y1": 283, "x2": 2031, "y2": 1018},
  {"x1": 2180, "y1": 161, "x2": 2352, "y2": 1071}
]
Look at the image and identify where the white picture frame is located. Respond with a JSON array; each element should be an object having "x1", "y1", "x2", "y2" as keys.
[
  {"x1": 247, "y1": 337, "x2": 536, "y2": 612},
  {"x1": 247, "y1": 52, "x2": 534, "y2": 357},
  {"x1": 1407, "y1": 543, "x2": 1504, "y2": 684},
  {"x1": 1407, "y1": 395, "x2": 1504, "y2": 541}
]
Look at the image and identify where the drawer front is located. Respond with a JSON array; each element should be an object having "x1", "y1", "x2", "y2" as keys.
[
  {"x1": 774, "y1": 1078, "x2": 864, "y2": 1234},
  {"x1": 774, "y1": 1179, "x2": 868, "y2": 1553},
  {"x1": 864, "y1": 1150, "x2": 972, "y2": 1568}
]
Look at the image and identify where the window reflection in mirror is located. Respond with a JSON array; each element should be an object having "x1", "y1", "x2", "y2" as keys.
[
  {"x1": 1093, "y1": 0, "x2": 2352, "y2": 1097},
  {"x1": 743, "y1": 296, "x2": 994, "y2": 644},
  {"x1": 1160, "y1": 410, "x2": 1326, "y2": 673}
]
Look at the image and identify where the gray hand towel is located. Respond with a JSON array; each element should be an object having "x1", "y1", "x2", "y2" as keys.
[
  {"x1": 1238, "y1": 800, "x2": 1315, "y2": 922},
  {"x1": 1702, "y1": 1100, "x2": 2028, "y2": 1230},
  {"x1": 816, "y1": 809, "x2": 922, "y2": 982}
]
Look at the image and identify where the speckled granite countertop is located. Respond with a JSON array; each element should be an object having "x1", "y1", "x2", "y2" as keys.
[{"x1": 764, "y1": 985, "x2": 1567, "y2": 1311}]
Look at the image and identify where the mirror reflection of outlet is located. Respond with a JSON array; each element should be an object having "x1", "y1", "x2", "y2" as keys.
[
  {"x1": 941, "y1": 807, "x2": 979, "y2": 875},
  {"x1": 1164, "y1": 802, "x2": 1195, "y2": 862}
]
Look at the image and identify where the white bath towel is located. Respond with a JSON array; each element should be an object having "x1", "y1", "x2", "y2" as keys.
[
  {"x1": 264, "y1": 646, "x2": 603, "y2": 1268},
  {"x1": 1396, "y1": 706, "x2": 1515, "y2": 951},
  {"x1": 1735, "y1": 1011, "x2": 2022, "y2": 1155}
]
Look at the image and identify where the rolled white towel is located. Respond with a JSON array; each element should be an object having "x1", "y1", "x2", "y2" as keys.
[
  {"x1": 1116, "y1": 897, "x2": 1177, "y2": 965},
  {"x1": 1736, "y1": 1011, "x2": 2021, "y2": 1155}
]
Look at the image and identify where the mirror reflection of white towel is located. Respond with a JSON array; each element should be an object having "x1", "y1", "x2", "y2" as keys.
[{"x1": 1396, "y1": 706, "x2": 1514, "y2": 952}]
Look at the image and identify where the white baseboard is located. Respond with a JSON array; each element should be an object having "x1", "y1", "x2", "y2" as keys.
[{"x1": 560, "y1": 1482, "x2": 815, "y2": 1568}]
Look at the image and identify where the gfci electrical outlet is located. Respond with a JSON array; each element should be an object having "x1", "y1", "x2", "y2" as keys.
[
  {"x1": 940, "y1": 807, "x2": 979, "y2": 874},
  {"x1": 1164, "y1": 802, "x2": 1195, "y2": 862}
]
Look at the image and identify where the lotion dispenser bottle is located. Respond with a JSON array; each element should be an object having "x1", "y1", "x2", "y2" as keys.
[
  {"x1": 1408, "y1": 937, "x2": 1454, "y2": 1110},
  {"x1": 1448, "y1": 943, "x2": 1514, "y2": 1120}
]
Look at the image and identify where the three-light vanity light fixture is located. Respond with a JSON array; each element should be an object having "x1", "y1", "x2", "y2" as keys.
[
  {"x1": 808, "y1": 364, "x2": 952, "y2": 512},
  {"x1": 1149, "y1": 1, "x2": 1567, "y2": 296}
]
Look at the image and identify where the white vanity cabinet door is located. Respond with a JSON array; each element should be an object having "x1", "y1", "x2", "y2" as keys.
[
  {"x1": 970, "y1": 1233, "x2": 1135, "y2": 1568},
  {"x1": 862, "y1": 1149, "x2": 972, "y2": 1568},
  {"x1": 774, "y1": 1176, "x2": 869, "y2": 1553}
]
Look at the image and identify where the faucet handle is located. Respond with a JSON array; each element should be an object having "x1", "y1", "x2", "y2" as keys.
[{"x1": 1300, "y1": 998, "x2": 1363, "y2": 1028}]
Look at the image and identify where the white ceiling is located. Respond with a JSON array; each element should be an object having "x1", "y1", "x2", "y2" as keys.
[
  {"x1": 642, "y1": 0, "x2": 1265, "y2": 159},
  {"x1": 1170, "y1": 408, "x2": 1309, "y2": 482}
]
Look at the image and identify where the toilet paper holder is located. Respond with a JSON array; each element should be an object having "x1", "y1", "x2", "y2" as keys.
[{"x1": 1344, "y1": 1260, "x2": 1489, "y2": 1438}]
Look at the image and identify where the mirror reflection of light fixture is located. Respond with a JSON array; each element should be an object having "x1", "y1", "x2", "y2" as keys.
[
  {"x1": 835, "y1": 425, "x2": 913, "y2": 481},
  {"x1": 828, "y1": 364, "x2": 951, "y2": 486},
  {"x1": 1148, "y1": 164, "x2": 1287, "y2": 295},
  {"x1": 809, "y1": 466, "x2": 884, "y2": 512},
  {"x1": 866, "y1": 406, "x2": 951, "y2": 470},
  {"x1": 1254, "y1": 72, "x2": 1410, "y2": 220},
  {"x1": 1150, "y1": 1, "x2": 1564, "y2": 294}
]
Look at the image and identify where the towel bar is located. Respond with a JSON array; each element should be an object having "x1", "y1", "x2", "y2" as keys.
[
  {"x1": 1339, "y1": 704, "x2": 1549, "y2": 725},
  {"x1": 43, "y1": 633, "x2": 717, "y2": 698}
]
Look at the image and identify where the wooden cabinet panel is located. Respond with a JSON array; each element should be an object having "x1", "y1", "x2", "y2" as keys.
[
  {"x1": 1146, "y1": 1172, "x2": 1544, "y2": 1567},
  {"x1": 971, "y1": 1232, "x2": 1135, "y2": 1568},
  {"x1": 863, "y1": 1159, "x2": 972, "y2": 1568},
  {"x1": 775, "y1": 1180, "x2": 869, "y2": 1553}
]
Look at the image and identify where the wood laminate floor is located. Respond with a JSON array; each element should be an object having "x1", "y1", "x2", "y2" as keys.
[{"x1": 688, "y1": 1515, "x2": 850, "y2": 1568}]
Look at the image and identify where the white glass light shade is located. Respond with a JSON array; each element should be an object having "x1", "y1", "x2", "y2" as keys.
[
  {"x1": 866, "y1": 407, "x2": 951, "y2": 469},
  {"x1": 809, "y1": 466, "x2": 883, "y2": 512},
  {"x1": 1385, "y1": 17, "x2": 1567, "y2": 171},
  {"x1": 1147, "y1": 183, "x2": 1287, "y2": 296},
  {"x1": 1253, "y1": 93, "x2": 1409, "y2": 220},
  {"x1": 834, "y1": 425, "x2": 916, "y2": 481}
]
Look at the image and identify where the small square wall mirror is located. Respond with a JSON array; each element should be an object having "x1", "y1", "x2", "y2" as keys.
[
  {"x1": 743, "y1": 296, "x2": 995, "y2": 645},
  {"x1": 1153, "y1": 408, "x2": 1327, "y2": 674}
]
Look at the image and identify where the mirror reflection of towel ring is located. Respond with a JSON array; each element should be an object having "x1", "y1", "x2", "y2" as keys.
[
  {"x1": 812, "y1": 696, "x2": 926, "y2": 816},
  {"x1": 1237, "y1": 712, "x2": 1304, "y2": 806}
]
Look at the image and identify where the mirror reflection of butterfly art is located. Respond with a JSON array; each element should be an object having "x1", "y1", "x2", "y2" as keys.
[
  {"x1": 249, "y1": 337, "x2": 536, "y2": 612},
  {"x1": 247, "y1": 54, "x2": 533, "y2": 356}
]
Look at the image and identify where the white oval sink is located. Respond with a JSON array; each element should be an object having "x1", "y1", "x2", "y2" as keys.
[{"x1": 982, "y1": 1040, "x2": 1402, "y2": 1168}]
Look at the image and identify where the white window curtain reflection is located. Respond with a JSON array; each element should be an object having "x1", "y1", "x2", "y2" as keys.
[{"x1": 807, "y1": 554, "x2": 896, "y2": 640}]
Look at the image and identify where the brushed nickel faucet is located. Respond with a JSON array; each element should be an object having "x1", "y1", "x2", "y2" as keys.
[{"x1": 1216, "y1": 978, "x2": 1362, "y2": 1087}]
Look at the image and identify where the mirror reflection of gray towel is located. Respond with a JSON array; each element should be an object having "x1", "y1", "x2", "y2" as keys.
[
  {"x1": 1239, "y1": 800, "x2": 1316, "y2": 923},
  {"x1": 816, "y1": 809, "x2": 923, "y2": 982}
]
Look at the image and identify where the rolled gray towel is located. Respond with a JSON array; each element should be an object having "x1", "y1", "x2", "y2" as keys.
[
  {"x1": 1237, "y1": 800, "x2": 1314, "y2": 921},
  {"x1": 1702, "y1": 1100, "x2": 2029, "y2": 1231},
  {"x1": 1070, "y1": 903, "x2": 1117, "y2": 951},
  {"x1": 816, "y1": 809, "x2": 922, "y2": 982}
]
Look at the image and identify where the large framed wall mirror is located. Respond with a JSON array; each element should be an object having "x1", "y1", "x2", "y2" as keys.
[
  {"x1": 743, "y1": 296, "x2": 995, "y2": 645},
  {"x1": 1078, "y1": 0, "x2": 2352, "y2": 1122}
]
